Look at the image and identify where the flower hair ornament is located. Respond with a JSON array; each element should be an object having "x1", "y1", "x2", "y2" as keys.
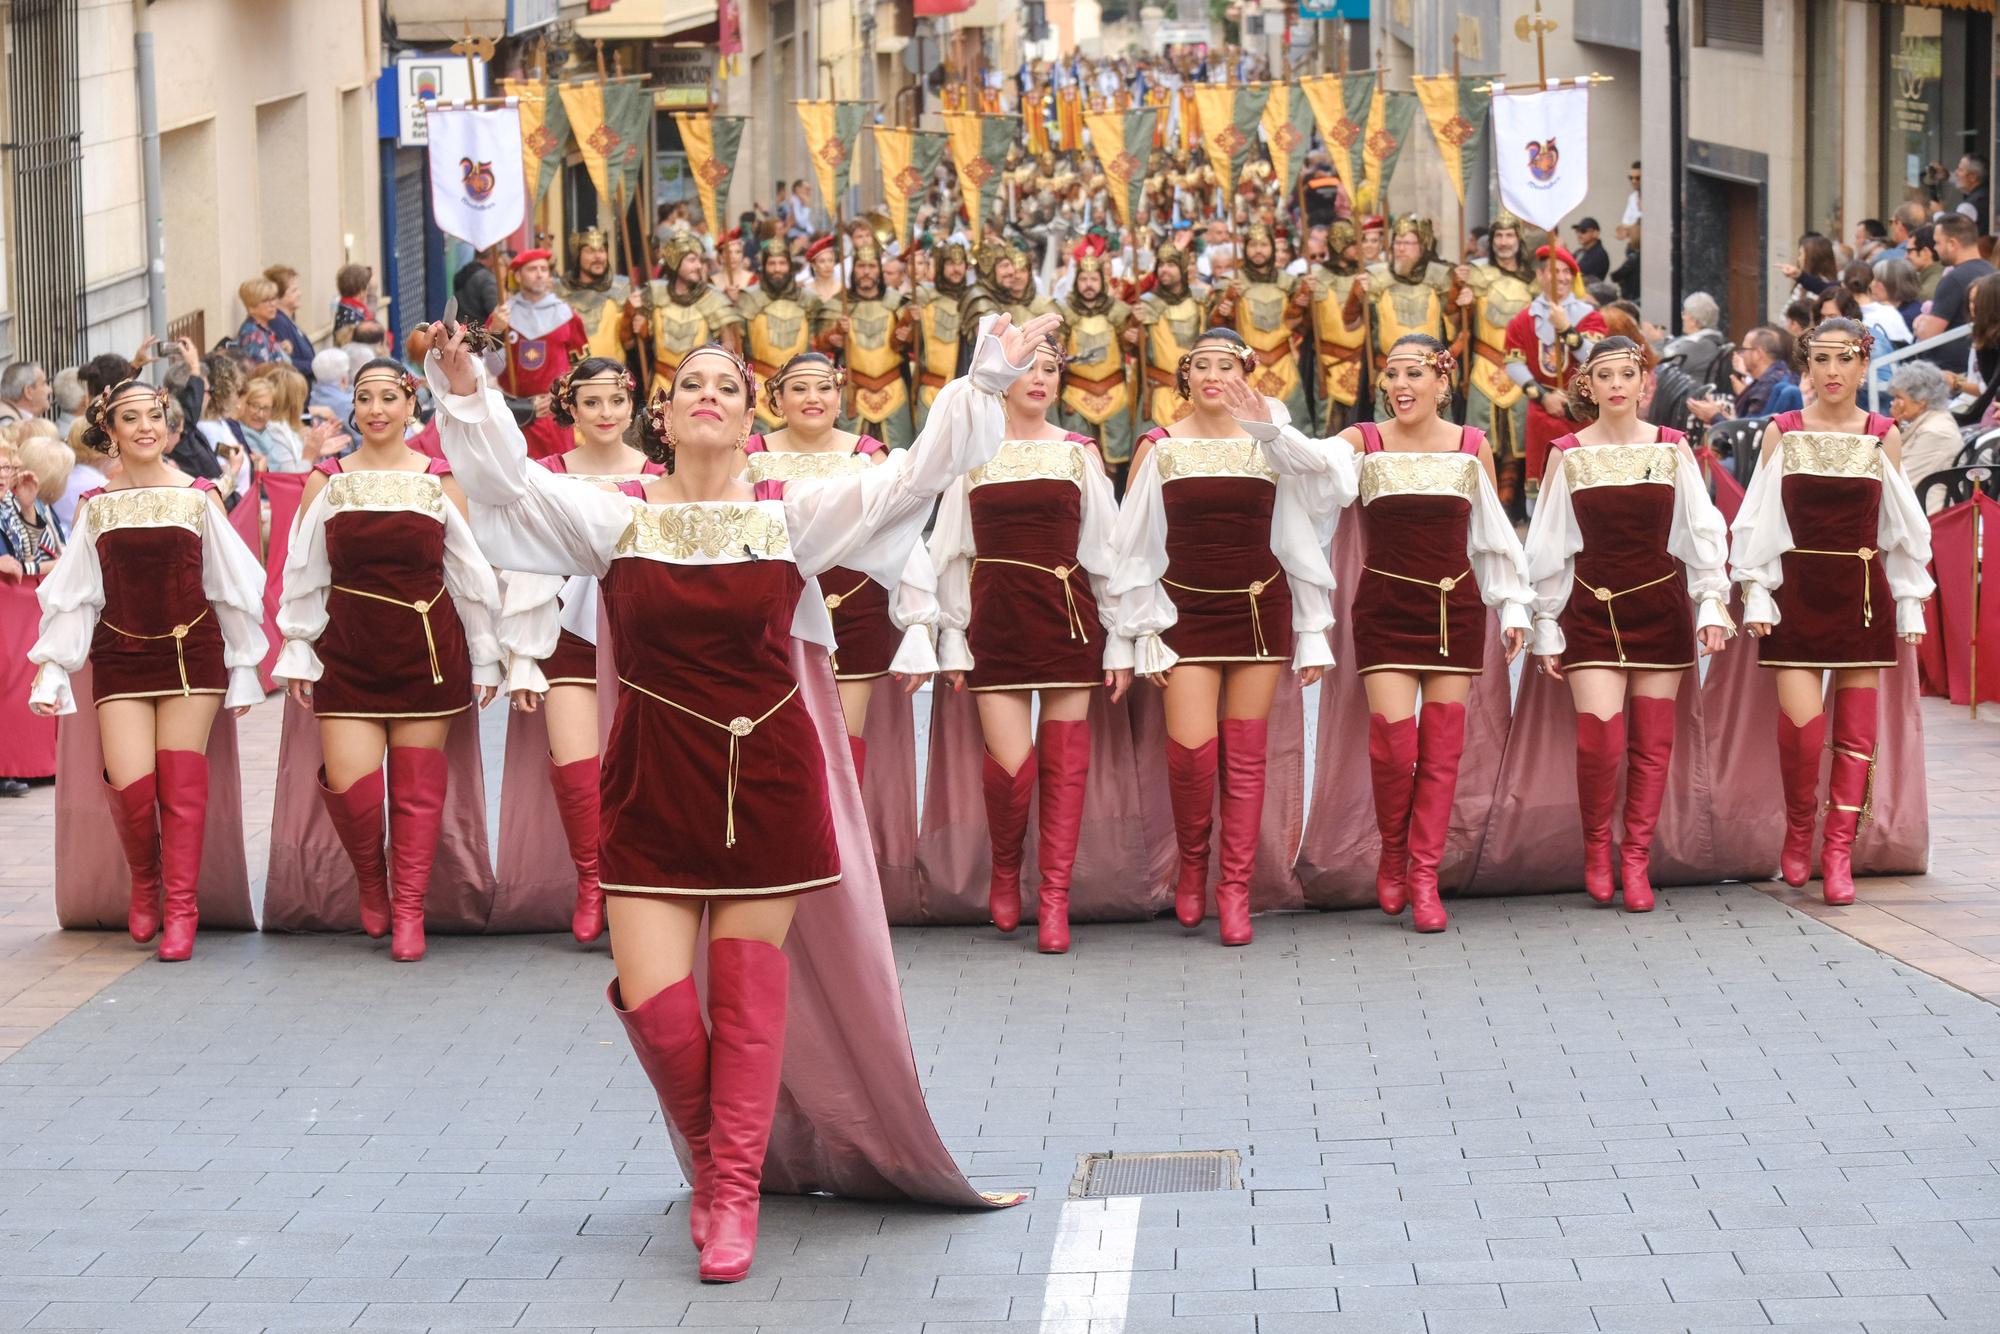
[
  {"x1": 1805, "y1": 326, "x2": 1874, "y2": 362},
  {"x1": 352, "y1": 364, "x2": 422, "y2": 398},
  {"x1": 552, "y1": 363, "x2": 638, "y2": 419},
  {"x1": 1379, "y1": 344, "x2": 1457, "y2": 378},
  {"x1": 764, "y1": 351, "x2": 844, "y2": 414},
  {"x1": 1568, "y1": 344, "x2": 1647, "y2": 403},
  {"x1": 646, "y1": 345, "x2": 759, "y2": 472}
]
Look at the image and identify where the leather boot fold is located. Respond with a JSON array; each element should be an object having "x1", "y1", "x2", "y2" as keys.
[
  {"x1": 1575, "y1": 712, "x2": 1625, "y2": 903},
  {"x1": 1776, "y1": 711, "x2": 1827, "y2": 888},
  {"x1": 1820, "y1": 686, "x2": 1878, "y2": 906},
  {"x1": 1617, "y1": 697, "x2": 1674, "y2": 913},
  {"x1": 980, "y1": 748, "x2": 1035, "y2": 933},
  {"x1": 609, "y1": 976, "x2": 713, "y2": 1251},
  {"x1": 1367, "y1": 714, "x2": 1418, "y2": 916},
  {"x1": 386, "y1": 746, "x2": 448, "y2": 962},
  {"x1": 1166, "y1": 736, "x2": 1217, "y2": 928},
  {"x1": 153, "y1": 750, "x2": 208, "y2": 962},
  {"x1": 104, "y1": 770, "x2": 162, "y2": 943},
  {"x1": 318, "y1": 767, "x2": 389, "y2": 938},
  {"x1": 699, "y1": 937, "x2": 789, "y2": 1283},
  {"x1": 1406, "y1": 703, "x2": 1465, "y2": 934},
  {"x1": 847, "y1": 734, "x2": 866, "y2": 788},
  {"x1": 1215, "y1": 719, "x2": 1266, "y2": 947},
  {"x1": 550, "y1": 756, "x2": 605, "y2": 944},
  {"x1": 1033, "y1": 720, "x2": 1090, "y2": 954}
]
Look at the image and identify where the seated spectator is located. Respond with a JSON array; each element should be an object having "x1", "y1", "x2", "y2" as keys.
[
  {"x1": 1585, "y1": 280, "x2": 1621, "y2": 309},
  {"x1": 1947, "y1": 272, "x2": 2000, "y2": 426},
  {"x1": 251, "y1": 363, "x2": 344, "y2": 471},
  {"x1": 1780, "y1": 232, "x2": 1839, "y2": 302},
  {"x1": 310, "y1": 348, "x2": 354, "y2": 426},
  {"x1": 1872, "y1": 257, "x2": 1925, "y2": 333},
  {"x1": 49, "y1": 366, "x2": 84, "y2": 438},
  {"x1": 1688, "y1": 324, "x2": 1802, "y2": 424},
  {"x1": 1661, "y1": 291, "x2": 1729, "y2": 385},
  {"x1": 48, "y1": 417, "x2": 107, "y2": 532},
  {"x1": 0, "y1": 361, "x2": 50, "y2": 424},
  {"x1": 342, "y1": 321, "x2": 388, "y2": 379},
  {"x1": 1852, "y1": 218, "x2": 1889, "y2": 264},
  {"x1": 234, "y1": 277, "x2": 289, "y2": 365},
  {"x1": 1885, "y1": 361, "x2": 1963, "y2": 511},
  {"x1": 1840, "y1": 261, "x2": 1913, "y2": 350},
  {"x1": 14, "y1": 429, "x2": 74, "y2": 545},
  {"x1": 0, "y1": 433, "x2": 61, "y2": 578},
  {"x1": 1782, "y1": 298, "x2": 1817, "y2": 340}
]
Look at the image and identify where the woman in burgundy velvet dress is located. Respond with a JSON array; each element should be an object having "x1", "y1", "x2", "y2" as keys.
[
  {"x1": 929, "y1": 337, "x2": 1132, "y2": 953},
  {"x1": 1234, "y1": 335, "x2": 1532, "y2": 933},
  {"x1": 275, "y1": 360, "x2": 503, "y2": 962},
  {"x1": 29, "y1": 381, "x2": 268, "y2": 961},
  {"x1": 427, "y1": 313, "x2": 1054, "y2": 1284},
  {"x1": 1731, "y1": 318, "x2": 1932, "y2": 904},
  {"x1": 499, "y1": 357, "x2": 662, "y2": 943},
  {"x1": 1111, "y1": 328, "x2": 1351, "y2": 946},
  {"x1": 1524, "y1": 337, "x2": 1733, "y2": 912}
]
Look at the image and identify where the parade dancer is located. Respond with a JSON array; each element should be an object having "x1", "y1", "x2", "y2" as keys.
[
  {"x1": 1240, "y1": 336, "x2": 1531, "y2": 933},
  {"x1": 498, "y1": 358, "x2": 663, "y2": 943},
  {"x1": 743, "y1": 351, "x2": 939, "y2": 781},
  {"x1": 930, "y1": 337, "x2": 1132, "y2": 952},
  {"x1": 1505, "y1": 244, "x2": 1607, "y2": 506},
  {"x1": 427, "y1": 312, "x2": 1057, "y2": 1283},
  {"x1": 274, "y1": 360, "x2": 504, "y2": 961},
  {"x1": 28, "y1": 380, "x2": 267, "y2": 961},
  {"x1": 1524, "y1": 337, "x2": 1732, "y2": 911},
  {"x1": 487, "y1": 249, "x2": 591, "y2": 462},
  {"x1": 1112, "y1": 329, "x2": 1351, "y2": 946},
  {"x1": 1731, "y1": 318, "x2": 1933, "y2": 904}
]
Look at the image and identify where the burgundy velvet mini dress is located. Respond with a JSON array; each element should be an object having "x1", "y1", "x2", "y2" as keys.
[
  {"x1": 1351, "y1": 423, "x2": 1488, "y2": 675},
  {"x1": 1551, "y1": 430, "x2": 1697, "y2": 671},
  {"x1": 965, "y1": 434, "x2": 1103, "y2": 690},
  {"x1": 83, "y1": 481, "x2": 230, "y2": 703}
]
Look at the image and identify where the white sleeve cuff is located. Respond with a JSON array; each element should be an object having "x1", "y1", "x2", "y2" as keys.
[
  {"x1": 1695, "y1": 595, "x2": 1735, "y2": 639},
  {"x1": 1499, "y1": 600, "x2": 1532, "y2": 634},
  {"x1": 1291, "y1": 630, "x2": 1335, "y2": 671},
  {"x1": 1235, "y1": 416, "x2": 1282, "y2": 442},
  {"x1": 1897, "y1": 597, "x2": 1927, "y2": 636},
  {"x1": 1101, "y1": 634, "x2": 1134, "y2": 672},
  {"x1": 223, "y1": 666, "x2": 265, "y2": 711},
  {"x1": 472, "y1": 657, "x2": 503, "y2": 689},
  {"x1": 889, "y1": 624, "x2": 938, "y2": 677},
  {"x1": 1532, "y1": 616, "x2": 1566, "y2": 658},
  {"x1": 507, "y1": 654, "x2": 550, "y2": 695},
  {"x1": 28, "y1": 663, "x2": 75, "y2": 717},
  {"x1": 1133, "y1": 633, "x2": 1179, "y2": 677},
  {"x1": 273, "y1": 638, "x2": 324, "y2": 684},
  {"x1": 937, "y1": 628, "x2": 974, "y2": 674},
  {"x1": 1742, "y1": 583, "x2": 1780, "y2": 628}
]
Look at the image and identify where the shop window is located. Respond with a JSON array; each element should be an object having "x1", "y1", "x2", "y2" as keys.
[
  {"x1": 1880, "y1": 3, "x2": 1992, "y2": 215},
  {"x1": 1696, "y1": 0, "x2": 1763, "y2": 52}
]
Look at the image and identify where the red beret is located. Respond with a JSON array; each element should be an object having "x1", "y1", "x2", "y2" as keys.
[
  {"x1": 804, "y1": 235, "x2": 835, "y2": 259},
  {"x1": 1360, "y1": 215, "x2": 1387, "y2": 231},
  {"x1": 510, "y1": 248, "x2": 553, "y2": 270},
  {"x1": 1536, "y1": 243, "x2": 1580, "y2": 270},
  {"x1": 721, "y1": 227, "x2": 742, "y2": 244}
]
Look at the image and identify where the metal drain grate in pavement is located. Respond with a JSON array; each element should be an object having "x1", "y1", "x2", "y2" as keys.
[{"x1": 1070, "y1": 1150, "x2": 1243, "y2": 1198}]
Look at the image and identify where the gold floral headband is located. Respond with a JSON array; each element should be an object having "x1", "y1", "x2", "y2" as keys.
[
  {"x1": 1804, "y1": 328, "x2": 1874, "y2": 361},
  {"x1": 83, "y1": 380, "x2": 168, "y2": 432},
  {"x1": 1380, "y1": 346, "x2": 1457, "y2": 377},
  {"x1": 353, "y1": 365, "x2": 420, "y2": 397},
  {"x1": 553, "y1": 364, "x2": 637, "y2": 417},
  {"x1": 764, "y1": 354, "x2": 843, "y2": 411}
]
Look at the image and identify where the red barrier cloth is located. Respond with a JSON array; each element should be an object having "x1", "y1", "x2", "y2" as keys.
[
  {"x1": 0, "y1": 574, "x2": 57, "y2": 779},
  {"x1": 1925, "y1": 493, "x2": 2000, "y2": 708}
]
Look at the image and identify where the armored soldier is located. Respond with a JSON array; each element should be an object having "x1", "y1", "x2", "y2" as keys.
[
  {"x1": 913, "y1": 242, "x2": 970, "y2": 420},
  {"x1": 1365, "y1": 214, "x2": 1458, "y2": 413},
  {"x1": 641, "y1": 234, "x2": 743, "y2": 396},
  {"x1": 1458, "y1": 212, "x2": 1539, "y2": 513},
  {"x1": 1057, "y1": 253, "x2": 1141, "y2": 469},
  {"x1": 819, "y1": 242, "x2": 916, "y2": 449},
  {"x1": 1134, "y1": 243, "x2": 1210, "y2": 430},
  {"x1": 738, "y1": 240, "x2": 828, "y2": 432},
  {"x1": 955, "y1": 241, "x2": 1018, "y2": 374},
  {"x1": 1308, "y1": 219, "x2": 1371, "y2": 434},
  {"x1": 556, "y1": 227, "x2": 637, "y2": 363},
  {"x1": 1209, "y1": 223, "x2": 1311, "y2": 428}
]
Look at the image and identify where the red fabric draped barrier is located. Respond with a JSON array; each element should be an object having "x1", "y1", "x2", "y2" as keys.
[
  {"x1": 254, "y1": 472, "x2": 311, "y2": 691},
  {"x1": 0, "y1": 573, "x2": 57, "y2": 779},
  {"x1": 1923, "y1": 493, "x2": 2000, "y2": 708}
]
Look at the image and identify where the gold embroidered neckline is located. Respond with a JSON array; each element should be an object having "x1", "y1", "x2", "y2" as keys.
[
  {"x1": 1781, "y1": 432, "x2": 1883, "y2": 479},
  {"x1": 615, "y1": 500, "x2": 794, "y2": 562},
  {"x1": 970, "y1": 439, "x2": 1087, "y2": 488},
  {"x1": 1359, "y1": 451, "x2": 1476, "y2": 505},
  {"x1": 1153, "y1": 437, "x2": 1277, "y2": 482},
  {"x1": 85, "y1": 486, "x2": 209, "y2": 532},
  {"x1": 1561, "y1": 442, "x2": 1678, "y2": 492},
  {"x1": 323, "y1": 469, "x2": 447, "y2": 517},
  {"x1": 743, "y1": 450, "x2": 871, "y2": 483}
]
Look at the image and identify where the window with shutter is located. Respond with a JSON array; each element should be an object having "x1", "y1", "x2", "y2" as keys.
[{"x1": 1697, "y1": 0, "x2": 1765, "y2": 51}]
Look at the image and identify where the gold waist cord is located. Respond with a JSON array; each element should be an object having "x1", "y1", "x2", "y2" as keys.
[
  {"x1": 973, "y1": 557, "x2": 1091, "y2": 643},
  {"x1": 99, "y1": 606, "x2": 211, "y2": 695},
  {"x1": 1572, "y1": 570, "x2": 1679, "y2": 665},
  {"x1": 1163, "y1": 571, "x2": 1282, "y2": 658},
  {"x1": 617, "y1": 677, "x2": 801, "y2": 848},
  {"x1": 333, "y1": 583, "x2": 449, "y2": 685},
  {"x1": 1788, "y1": 545, "x2": 1879, "y2": 628},
  {"x1": 1363, "y1": 565, "x2": 1472, "y2": 657}
]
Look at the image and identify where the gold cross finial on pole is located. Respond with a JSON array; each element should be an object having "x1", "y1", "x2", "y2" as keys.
[{"x1": 1513, "y1": 0, "x2": 1556, "y2": 91}]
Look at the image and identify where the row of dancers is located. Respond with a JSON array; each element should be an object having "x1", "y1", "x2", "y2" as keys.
[{"x1": 26, "y1": 310, "x2": 1931, "y2": 1282}]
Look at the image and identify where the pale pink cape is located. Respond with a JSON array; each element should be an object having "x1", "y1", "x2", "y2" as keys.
[
  {"x1": 596, "y1": 629, "x2": 1020, "y2": 1206},
  {"x1": 1295, "y1": 509, "x2": 1512, "y2": 906},
  {"x1": 910, "y1": 685, "x2": 1173, "y2": 925},
  {"x1": 261, "y1": 697, "x2": 498, "y2": 932},
  {"x1": 489, "y1": 704, "x2": 580, "y2": 932},
  {"x1": 51, "y1": 664, "x2": 255, "y2": 931}
]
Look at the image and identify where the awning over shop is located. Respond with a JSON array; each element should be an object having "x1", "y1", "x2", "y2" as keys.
[{"x1": 575, "y1": 0, "x2": 718, "y2": 38}]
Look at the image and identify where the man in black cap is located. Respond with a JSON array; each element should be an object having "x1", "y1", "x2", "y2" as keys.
[{"x1": 1571, "y1": 217, "x2": 1610, "y2": 282}]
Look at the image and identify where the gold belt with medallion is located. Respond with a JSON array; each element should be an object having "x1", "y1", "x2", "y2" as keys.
[
  {"x1": 1787, "y1": 545, "x2": 1878, "y2": 627},
  {"x1": 1364, "y1": 565, "x2": 1472, "y2": 657},
  {"x1": 100, "y1": 606, "x2": 210, "y2": 695},
  {"x1": 333, "y1": 583, "x2": 448, "y2": 685},
  {"x1": 1164, "y1": 570, "x2": 1281, "y2": 658},
  {"x1": 617, "y1": 677, "x2": 801, "y2": 849},
  {"x1": 974, "y1": 557, "x2": 1091, "y2": 643},
  {"x1": 1573, "y1": 570, "x2": 1679, "y2": 665}
]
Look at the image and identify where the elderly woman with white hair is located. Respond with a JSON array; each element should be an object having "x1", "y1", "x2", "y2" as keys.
[
  {"x1": 1662, "y1": 292, "x2": 1728, "y2": 386},
  {"x1": 1887, "y1": 360, "x2": 1964, "y2": 511}
]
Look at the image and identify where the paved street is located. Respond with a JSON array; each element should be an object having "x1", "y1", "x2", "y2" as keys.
[{"x1": 2, "y1": 699, "x2": 2000, "y2": 1333}]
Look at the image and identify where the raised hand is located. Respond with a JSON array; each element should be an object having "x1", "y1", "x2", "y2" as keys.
[
  {"x1": 999, "y1": 312, "x2": 1063, "y2": 366},
  {"x1": 428, "y1": 321, "x2": 478, "y2": 398},
  {"x1": 1220, "y1": 377, "x2": 1271, "y2": 424}
]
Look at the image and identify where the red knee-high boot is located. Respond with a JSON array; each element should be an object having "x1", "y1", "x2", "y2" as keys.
[
  {"x1": 981, "y1": 749, "x2": 1035, "y2": 933},
  {"x1": 1617, "y1": 697, "x2": 1674, "y2": 913},
  {"x1": 847, "y1": 735, "x2": 866, "y2": 787},
  {"x1": 1820, "y1": 686, "x2": 1878, "y2": 907},
  {"x1": 1776, "y1": 712, "x2": 1827, "y2": 889},
  {"x1": 1367, "y1": 715, "x2": 1418, "y2": 916},
  {"x1": 318, "y1": 767, "x2": 389, "y2": 937},
  {"x1": 1034, "y1": 720, "x2": 1090, "y2": 955},
  {"x1": 1215, "y1": 719, "x2": 1266, "y2": 947},
  {"x1": 104, "y1": 770, "x2": 162, "y2": 943},
  {"x1": 1405, "y1": 704, "x2": 1465, "y2": 934},
  {"x1": 609, "y1": 977, "x2": 713, "y2": 1251},
  {"x1": 699, "y1": 937, "x2": 788, "y2": 1284},
  {"x1": 386, "y1": 746, "x2": 448, "y2": 962},
  {"x1": 1575, "y1": 712, "x2": 1625, "y2": 904},
  {"x1": 1166, "y1": 737, "x2": 1217, "y2": 928},
  {"x1": 550, "y1": 757, "x2": 605, "y2": 944},
  {"x1": 153, "y1": 750, "x2": 208, "y2": 962}
]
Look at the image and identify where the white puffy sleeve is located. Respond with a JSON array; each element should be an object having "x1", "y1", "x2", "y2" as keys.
[
  {"x1": 498, "y1": 571, "x2": 565, "y2": 695},
  {"x1": 1469, "y1": 464, "x2": 1534, "y2": 633},
  {"x1": 1728, "y1": 436, "x2": 1790, "y2": 628},
  {"x1": 887, "y1": 543, "x2": 941, "y2": 677},
  {"x1": 201, "y1": 492, "x2": 271, "y2": 709},
  {"x1": 425, "y1": 359, "x2": 634, "y2": 578},
  {"x1": 1236, "y1": 414, "x2": 1358, "y2": 671},
  {"x1": 1235, "y1": 406, "x2": 1361, "y2": 533},
  {"x1": 784, "y1": 320, "x2": 1028, "y2": 581},
  {"x1": 1107, "y1": 445, "x2": 1178, "y2": 676},
  {"x1": 274, "y1": 485, "x2": 334, "y2": 684},
  {"x1": 442, "y1": 503, "x2": 505, "y2": 688},
  {"x1": 1670, "y1": 440, "x2": 1734, "y2": 637},
  {"x1": 927, "y1": 474, "x2": 976, "y2": 674},
  {"x1": 1522, "y1": 452, "x2": 1581, "y2": 658},
  {"x1": 1878, "y1": 463, "x2": 1935, "y2": 634},
  {"x1": 27, "y1": 498, "x2": 105, "y2": 715},
  {"x1": 1077, "y1": 450, "x2": 1133, "y2": 672}
]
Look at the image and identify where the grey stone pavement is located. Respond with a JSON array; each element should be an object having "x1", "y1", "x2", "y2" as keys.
[{"x1": 7, "y1": 697, "x2": 2000, "y2": 1333}]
